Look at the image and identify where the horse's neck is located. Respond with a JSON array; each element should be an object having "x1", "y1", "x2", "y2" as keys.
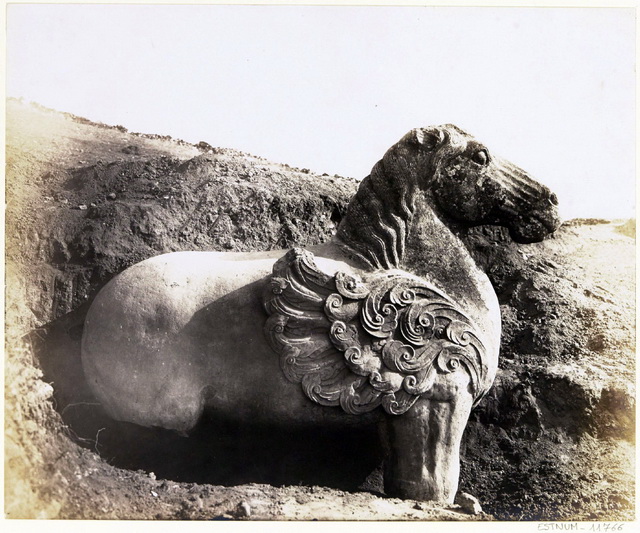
[
  {"x1": 401, "y1": 197, "x2": 495, "y2": 316},
  {"x1": 335, "y1": 158, "x2": 495, "y2": 312},
  {"x1": 327, "y1": 192, "x2": 499, "y2": 356}
]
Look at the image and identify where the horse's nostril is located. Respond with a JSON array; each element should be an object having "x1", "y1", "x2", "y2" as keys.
[{"x1": 549, "y1": 192, "x2": 559, "y2": 206}]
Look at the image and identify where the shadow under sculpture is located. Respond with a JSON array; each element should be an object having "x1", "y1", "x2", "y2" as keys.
[{"x1": 81, "y1": 125, "x2": 561, "y2": 503}]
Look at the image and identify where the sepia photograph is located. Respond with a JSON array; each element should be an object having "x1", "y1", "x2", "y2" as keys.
[{"x1": 4, "y1": 1, "x2": 636, "y2": 524}]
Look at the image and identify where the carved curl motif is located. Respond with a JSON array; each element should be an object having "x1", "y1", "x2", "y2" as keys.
[{"x1": 263, "y1": 248, "x2": 488, "y2": 416}]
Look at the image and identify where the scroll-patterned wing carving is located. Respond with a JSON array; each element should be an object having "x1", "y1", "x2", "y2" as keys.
[{"x1": 263, "y1": 248, "x2": 489, "y2": 416}]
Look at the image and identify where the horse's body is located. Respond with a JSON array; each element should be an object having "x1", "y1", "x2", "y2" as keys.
[
  {"x1": 82, "y1": 125, "x2": 560, "y2": 502},
  {"x1": 83, "y1": 244, "x2": 372, "y2": 430}
]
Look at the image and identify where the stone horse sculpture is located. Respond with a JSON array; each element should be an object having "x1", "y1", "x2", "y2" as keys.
[{"x1": 81, "y1": 125, "x2": 560, "y2": 503}]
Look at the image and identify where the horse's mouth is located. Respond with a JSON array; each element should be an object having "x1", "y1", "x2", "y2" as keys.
[{"x1": 509, "y1": 209, "x2": 562, "y2": 244}]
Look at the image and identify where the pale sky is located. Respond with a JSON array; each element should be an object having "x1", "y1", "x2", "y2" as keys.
[{"x1": 6, "y1": 3, "x2": 636, "y2": 220}]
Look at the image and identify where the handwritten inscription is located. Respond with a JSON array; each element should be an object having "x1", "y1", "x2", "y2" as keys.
[{"x1": 538, "y1": 524, "x2": 625, "y2": 532}]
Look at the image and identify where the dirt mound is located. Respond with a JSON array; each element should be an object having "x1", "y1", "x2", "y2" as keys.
[
  {"x1": 455, "y1": 221, "x2": 635, "y2": 519},
  {"x1": 5, "y1": 98, "x2": 635, "y2": 520}
]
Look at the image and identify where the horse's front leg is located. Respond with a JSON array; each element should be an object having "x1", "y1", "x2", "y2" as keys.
[{"x1": 381, "y1": 384, "x2": 473, "y2": 503}]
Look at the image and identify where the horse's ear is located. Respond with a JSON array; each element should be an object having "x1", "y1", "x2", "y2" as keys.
[{"x1": 410, "y1": 127, "x2": 446, "y2": 150}]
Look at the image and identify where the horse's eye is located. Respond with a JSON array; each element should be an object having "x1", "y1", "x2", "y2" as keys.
[{"x1": 472, "y1": 149, "x2": 489, "y2": 166}]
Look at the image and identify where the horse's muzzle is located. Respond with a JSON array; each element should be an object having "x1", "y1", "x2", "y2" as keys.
[{"x1": 508, "y1": 195, "x2": 562, "y2": 243}]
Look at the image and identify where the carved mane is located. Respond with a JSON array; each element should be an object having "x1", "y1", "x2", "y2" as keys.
[{"x1": 336, "y1": 142, "x2": 422, "y2": 269}]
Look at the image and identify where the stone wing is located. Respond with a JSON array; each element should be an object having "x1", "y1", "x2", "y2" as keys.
[{"x1": 263, "y1": 248, "x2": 488, "y2": 416}]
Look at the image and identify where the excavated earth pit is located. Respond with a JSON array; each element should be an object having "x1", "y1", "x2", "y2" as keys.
[{"x1": 5, "y1": 99, "x2": 635, "y2": 521}]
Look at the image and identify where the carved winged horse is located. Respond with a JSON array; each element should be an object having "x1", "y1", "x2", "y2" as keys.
[{"x1": 82, "y1": 125, "x2": 560, "y2": 503}]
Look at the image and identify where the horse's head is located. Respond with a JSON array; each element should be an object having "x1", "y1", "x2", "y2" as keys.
[{"x1": 397, "y1": 125, "x2": 561, "y2": 243}]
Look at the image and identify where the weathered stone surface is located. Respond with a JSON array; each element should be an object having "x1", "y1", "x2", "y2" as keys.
[{"x1": 80, "y1": 124, "x2": 559, "y2": 504}]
